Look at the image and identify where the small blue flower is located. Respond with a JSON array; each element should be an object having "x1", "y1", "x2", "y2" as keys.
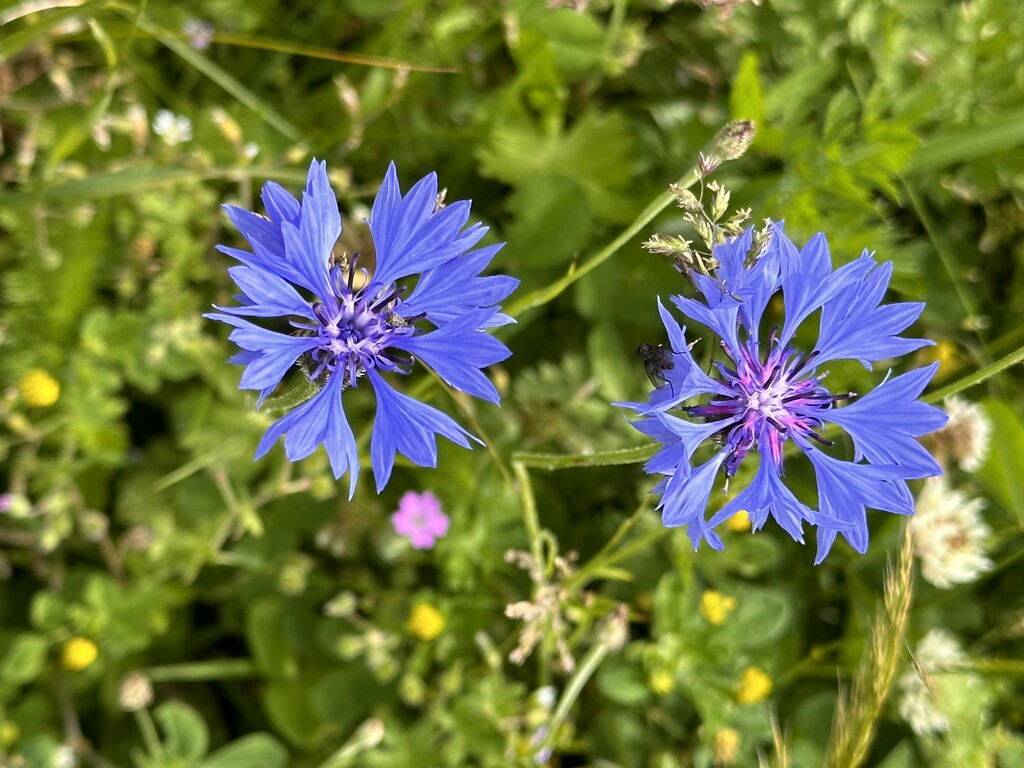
[
  {"x1": 620, "y1": 225, "x2": 947, "y2": 562},
  {"x1": 208, "y1": 160, "x2": 517, "y2": 495}
]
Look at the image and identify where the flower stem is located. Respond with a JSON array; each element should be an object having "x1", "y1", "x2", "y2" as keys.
[
  {"x1": 505, "y1": 171, "x2": 700, "y2": 318},
  {"x1": 925, "y1": 342, "x2": 1024, "y2": 402},
  {"x1": 511, "y1": 442, "x2": 657, "y2": 470},
  {"x1": 143, "y1": 658, "x2": 257, "y2": 682}
]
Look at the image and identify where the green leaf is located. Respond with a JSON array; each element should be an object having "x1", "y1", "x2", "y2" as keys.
[
  {"x1": 596, "y1": 656, "x2": 650, "y2": 705},
  {"x1": 203, "y1": 734, "x2": 288, "y2": 768},
  {"x1": 875, "y1": 740, "x2": 918, "y2": 768},
  {"x1": 529, "y1": 9, "x2": 606, "y2": 79},
  {"x1": 153, "y1": 704, "x2": 209, "y2": 765},
  {"x1": 477, "y1": 111, "x2": 634, "y2": 221},
  {"x1": 978, "y1": 399, "x2": 1024, "y2": 525},
  {"x1": 725, "y1": 587, "x2": 794, "y2": 649},
  {"x1": 730, "y1": 52, "x2": 765, "y2": 126},
  {"x1": 154, "y1": 701, "x2": 210, "y2": 763},
  {"x1": 245, "y1": 598, "x2": 302, "y2": 681},
  {"x1": 264, "y1": 681, "x2": 321, "y2": 747},
  {"x1": 908, "y1": 107, "x2": 1024, "y2": 171},
  {"x1": 0, "y1": 633, "x2": 49, "y2": 686},
  {"x1": 587, "y1": 321, "x2": 633, "y2": 403},
  {"x1": 504, "y1": 175, "x2": 593, "y2": 268}
]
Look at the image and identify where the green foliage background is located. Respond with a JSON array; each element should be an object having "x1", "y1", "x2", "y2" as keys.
[{"x1": 2, "y1": 0, "x2": 1024, "y2": 766}]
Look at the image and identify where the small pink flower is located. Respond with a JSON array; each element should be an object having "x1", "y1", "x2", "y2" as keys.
[{"x1": 391, "y1": 491, "x2": 449, "y2": 549}]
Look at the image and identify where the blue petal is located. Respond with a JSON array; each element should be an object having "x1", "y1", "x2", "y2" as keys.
[
  {"x1": 205, "y1": 313, "x2": 319, "y2": 392},
  {"x1": 261, "y1": 179, "x2": 301, "y2": 226},
  {"x1": 367, "y1": 369, "x2": 476, "y2": 491},
  {"x1": 658, "y1": 449, "x2": 728, "y2": 550},
  {"x1": 621, "y1": 299, "x2": 730, "y2": 414},
  {"x1": 804, "y1": 447, "x2": 915, "y2": 563},
  {"x1": 824, "y1": 363, "x2": 947, "y2": 478},
  {"x1": 394, "y1": 310, "x2": 511, "y2": 404},
  {"x1": 403, "y1": 243, "x2": 519, "y2": 326},
  {"x1": 276, "y1": 160, "x2": 339, "y2": 299},
  {"x1": 814, "y1": 258, "x2": 933, "y2": 366},
  {"x1": 368, "y1": 166, "x2": 488, "y2": 290},
  {"x1": 219, "y1": 266, "x2": 315, "y2": 319},
  {"x1": 625, "y1": 415, "x2": 686, "y2": 476},
  {"x1": 709, "y1": 448, "x2": 816, "y2": 543},
  {"x1": 254, "y1": 375, "x2": 360, "y2": 496},
  {"x1": 671, "y1": 295, "x2": 742, "y2": 361}
]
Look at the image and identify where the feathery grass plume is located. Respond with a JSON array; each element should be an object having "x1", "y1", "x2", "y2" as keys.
[{"x1": 822, "y1": 522, "x2": 914, "y2": 768}]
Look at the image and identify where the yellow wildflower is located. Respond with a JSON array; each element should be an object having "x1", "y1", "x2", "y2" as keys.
[
  {"x1": 649, "y1": 669, "x2": 675, "y2": 696},
  {"x1": 712, "y1": 727, "x2": 740, "y2": 766},
  {"x1": 736, "y1": 666, "x2": 772, "y2": 704},
  {"x1": 726, "y1": 510, "x2": 751, "y2": 532},
  {"x1": 700, "y1": 590, "x2": 738, "y2": 626},
  {"x1": 408, "y1": 603, "x2": 445, "y2": 641},
  {"x1": 19, "y1": 370, "x2": 60, "y2": 407},
  {"x1": 62, "y1": 637, "x2": 98, "y2": 671}
]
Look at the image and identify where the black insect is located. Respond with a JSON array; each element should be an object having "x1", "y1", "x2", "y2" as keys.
[{"x1": 636, "y1": 343, "x2": 674, "y2": 390}]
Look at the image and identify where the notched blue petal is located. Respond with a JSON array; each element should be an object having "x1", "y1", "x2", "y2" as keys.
[{"x1": 367, "y1": 369, "x2": 476, "y2": 492}]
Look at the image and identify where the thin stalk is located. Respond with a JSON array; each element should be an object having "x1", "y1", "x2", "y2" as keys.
[
  {"x1": 143, "y1": 658, "x2": 258, "y2": 683},
  {"x1": 822, "y1": 523, "x2": 914, "y2": 768}
]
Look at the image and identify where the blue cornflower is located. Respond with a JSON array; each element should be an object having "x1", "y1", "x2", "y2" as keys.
[
  {"x1": 207, "y1": 160, "x2": 517, "y2": 495},
  {"x1": 620, "y1": 224, "x2": 947, "y2": 562}
]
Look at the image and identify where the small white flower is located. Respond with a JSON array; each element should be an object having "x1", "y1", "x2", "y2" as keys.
[
  {"x1": 54, "y1": 745, "x2": 77, "y2": 768},
  {"x1": 152, "y1": 109, "x2": 193, "y2": 146},
  {"x1": 535, "y1": 685, "x2": 557, "y2": 711},
  {"x1": 897, "y1": 629, "x2": 967, "y2": 736},
  {"x1": 938, "y1": 396, "x2": 992, "y2": 472},
  {"x1": 911, "y1": 477, "x2": 992, "y2": 589}
]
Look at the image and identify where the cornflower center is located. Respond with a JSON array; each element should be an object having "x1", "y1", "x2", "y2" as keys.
[
  {"x1": 292, "y1": 261, "x2": 416, "y2": 388},
  {"x1": 685, "y1": 330, "x2": 847, "y2": 476}
]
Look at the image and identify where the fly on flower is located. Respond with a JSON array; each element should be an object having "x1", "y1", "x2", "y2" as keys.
[
  {"x1": 618, "y1": 224, "x2": 948, "y2": 562},
  {"x1": 207, "y1": 160, "x2": 518, "y2": 495}
]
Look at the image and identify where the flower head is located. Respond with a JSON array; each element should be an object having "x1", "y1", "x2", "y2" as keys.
[
  {"x1": 910, "y1": 477, "x2": 992, "y2": 588},
  {"x1": 19, "y1": 369, "x2": 60, "y2": 407},
  {"x1": 897, "y1": 628, "x2": 971, "y2": 735},
  {"x1": 736, "y1": 665, "x2": 772, "y2": 703},
  {"x1": 208, "y1": 161, "x2": 517, "y2": 494},
  {"x1": 407, "y1": 602, "x2": 445, "y2": 641},
  {"x1": 391, "y1": 490, "x2": 449, "y2": 549},
  {"x1": 934, "y1": 396, "x2": 992, "y2": 472},
  {"x1": 151, "y1": 109, "x2": 192, "y2": 145},
  {"x1": 620, "y1": 225, "x2": 946, "y2": 561},
  {"x1": 62, "y1": 637, "x2": 98, "y2": 671}
]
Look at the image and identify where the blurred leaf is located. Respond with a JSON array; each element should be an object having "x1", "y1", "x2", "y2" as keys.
[
  {"x1": 264, "y1": 681, "x2": 321, "y2": 748},
  {"x1": 0, "y1": 634, "x2": 49, "y2": 687},
  {"x1": 528, "y1": 9, "x2": 606, "y2": 79},
  {"x1": 908, "y1": 107, "x2": 1024, "y2": 171},
  {"x1": 726, "y1": 587, "x2": 794, "y2": 649},
  {"x1": 478, "y1": 111, "x2": 635, "y2": 221},
  {"x1": 504, "y1": 175, "x2": 593, "y2": 268},
  {"x1": 978, "y1": 400, "x2": 1024, "y2": 524},
  {"x1": 155, "y1": 701, "x2": 210, "y2": 763},
  {"x1": 596, "y1": 656, "x2": 650, "y2": 705},
  {"x1": 730, "y1": 52, "x2": 766, "y2": 126},
  {"x1": 246, "y1": 598, "x2": 303, "y2": 681},
  {"x1": 203, "y1": 734, "x2": 288, "y2": 768}
]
